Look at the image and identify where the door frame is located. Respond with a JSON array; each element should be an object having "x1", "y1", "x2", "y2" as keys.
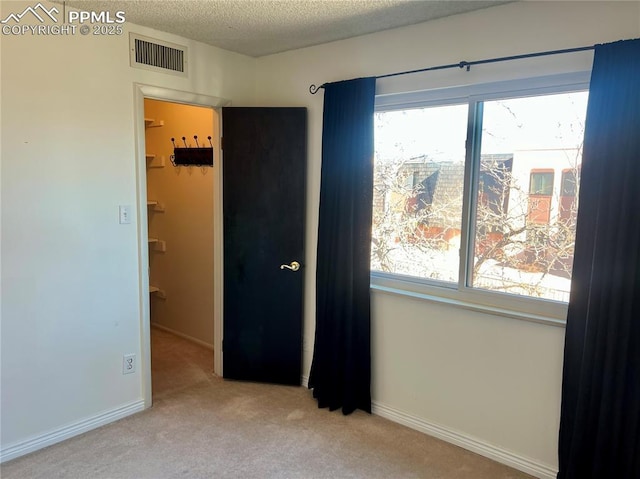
[{"x1": 133, "y1": 84, "x2": 229, "y2": 408}]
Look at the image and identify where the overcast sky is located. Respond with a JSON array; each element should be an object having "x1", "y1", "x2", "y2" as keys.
[{"x1": 375, "y1": 91, "x2": 589, "y2": 163}]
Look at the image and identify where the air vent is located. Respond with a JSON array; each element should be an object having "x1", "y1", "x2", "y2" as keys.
[{"x1": 129, "y1": 33, "x2": 188, "y2": 77}]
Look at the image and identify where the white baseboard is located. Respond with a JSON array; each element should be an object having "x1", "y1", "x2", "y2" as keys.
[
  {"x1": 0, "y1": 399, "x2": 145, "y2": 463},
  {"x1": 151, "y1": 322, "x2": 214, "y2": 351},
  {"x1": 372, "y1": 401, "x2": 558, "y2": 479},
  {"x1": 294, "y1": 378, "x2": 555, "y2": 478},
  {"x1": 222, "y1": 369, "x2": 555, "y2": 478}
]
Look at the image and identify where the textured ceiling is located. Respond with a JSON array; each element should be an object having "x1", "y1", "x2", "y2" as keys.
[{"x1": 60, "y1": 0, "x2": 511, "y2": 57}]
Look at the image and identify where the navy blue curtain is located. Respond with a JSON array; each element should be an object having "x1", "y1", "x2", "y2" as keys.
[
  {"x1": 309, "y1": 77, "x2": 376, "y2": 415},
  {"x1": 557, "y1": 39, "x2": 640, "y2": 479}
]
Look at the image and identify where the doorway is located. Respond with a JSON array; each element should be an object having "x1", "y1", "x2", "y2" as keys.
[
  {"x1": 135, "y1": 85, "x2": 227, "y2": 407},
  {"x1": 135, "y1": 87, "x2": 307, "y2": 408},
  {"x1": 143, "y1": 98, "x2": 217, "y2": 399}
]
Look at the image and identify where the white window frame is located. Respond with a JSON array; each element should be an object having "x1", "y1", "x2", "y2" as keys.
[{"x1": 371, "y1": 72, "x2": 591, "y2": 326}]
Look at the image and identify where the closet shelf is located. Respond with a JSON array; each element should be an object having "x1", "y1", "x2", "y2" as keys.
[
  {"x1": 144, "y1": 118, "x2": 164, "y2": 128},
  {"x1": 146, "y1": 155, "x2": 165, "y2": 168},
  {"x1": 149, "y1": 239, "x2": 167, "y2": 253},
  {"x1": 149, "y1": 285, "x2": 167, "y2": 299},
  {"x1": 147, "y1": 201, "x2": 165, "y2": 212}
]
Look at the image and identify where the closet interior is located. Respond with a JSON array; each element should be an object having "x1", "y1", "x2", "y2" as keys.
[{"x1": 143, "y1": 99, "x2": 218, "y2": 393}]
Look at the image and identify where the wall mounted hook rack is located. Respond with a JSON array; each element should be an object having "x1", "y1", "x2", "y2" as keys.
[{"x1": 170, "y1": 136, "x2": 214, "y2": 167}]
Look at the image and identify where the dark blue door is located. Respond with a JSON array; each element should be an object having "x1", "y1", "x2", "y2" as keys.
[{"x1": 222, "y1": 107, "x2": 306, "y2": 385}]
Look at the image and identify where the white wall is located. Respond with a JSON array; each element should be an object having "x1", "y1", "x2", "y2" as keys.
[
  {"x1": 254, "y1": 2, "x2": 640, "y2": 476},
  {"x1": 0, "y1": 0, "x2": 254, "y2": 459},
  {"x1": 145, "y1": 99, "x2": 217, "y2": 347}
]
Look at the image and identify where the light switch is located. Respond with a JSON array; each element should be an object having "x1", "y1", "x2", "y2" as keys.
[{"x1": 119, "y1": 205, "x2": 132, "y2": 224}]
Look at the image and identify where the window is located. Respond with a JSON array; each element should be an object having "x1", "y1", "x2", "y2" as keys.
[
  {"x1": 528, "y1": 170, "x2": 554, "y2": 224},
  {"x1": 561, "y1": 170, "x2": 578, "y2": 197},
  {"x1": 559, "y1": 169, "x2": 579, "y2": 224},
  {"x1": 372, "y1": 79, "x2": 589, "y2": 317},
  {"x1": 372, "y1": 104, "x2": 468, "y2": 283},
  {"x1": 529, "y1": 171, "x2": 555, "y2": 196}
]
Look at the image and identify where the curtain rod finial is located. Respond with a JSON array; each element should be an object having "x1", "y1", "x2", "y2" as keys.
[{"x1": 309, "y1": 84, "x2": 323, "y2": 95}]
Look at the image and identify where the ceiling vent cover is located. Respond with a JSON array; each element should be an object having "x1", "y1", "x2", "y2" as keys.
[{"x1": 130, "y1": 33, "x2": 188, "y2": 77}]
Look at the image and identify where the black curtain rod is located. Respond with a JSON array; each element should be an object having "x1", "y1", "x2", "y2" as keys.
[{"x1": 308, "y1": 45, "x2": 595, "y2": 94}]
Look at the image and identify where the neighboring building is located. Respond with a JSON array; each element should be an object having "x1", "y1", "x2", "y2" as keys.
[
  {"x1": 403, "y1": 159, "x2": 465, "y2": 244},
  {"x1": 375, "y1": 148, "x2": 580, "y2": 269}
]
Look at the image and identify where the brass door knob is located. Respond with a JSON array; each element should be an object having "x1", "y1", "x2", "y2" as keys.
[{"x1": 280, "y1": 261, "x2": 300, "y2": 272}]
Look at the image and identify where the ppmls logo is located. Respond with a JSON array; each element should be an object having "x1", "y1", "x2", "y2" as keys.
[
  {"x1": 1, "y1": 2, "x2": 58, "y2": 23},
  {"x1": 1, "y1": 2, "x2": 126, "y2": 37}
]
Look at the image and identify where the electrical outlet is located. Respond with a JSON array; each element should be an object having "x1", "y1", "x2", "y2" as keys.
[{"x1": 123, "y1": 354, "x2": 136, "y2": 375}]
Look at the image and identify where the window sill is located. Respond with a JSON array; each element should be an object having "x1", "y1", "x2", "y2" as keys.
[{"x1": 370, "y1": 281, "x2": 567, "y2": 328}]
